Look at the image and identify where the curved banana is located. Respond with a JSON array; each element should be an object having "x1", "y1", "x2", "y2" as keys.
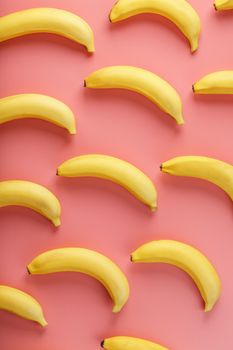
[
  {"x1": 0, "y1": 180, "x2": 61, "y2": 226},
  {"x1": 109, "y1": 0, "x2": 201, "y2": 52},
  {"x1": 0, "y1": 285, "x2": 47, "y2": 326},
  {"x1": 193, "y1": 71, "x2": 233, "y2": 94},
  {"x1": 214, "y1": 0, "x2": 233, "y2": 10},
  {"x1": 0, "y1": 8, "x2": 95, "y2": 52},
  {"x1": 85, "y1": 66, "x2": 184, "y2": 125},
  {"x1": 27, "y1": 247, "x2": 130, "y2": 313},
  {"x1": 131, "y1": 240, "x2": 221, "y2": 312},
  {"x1": 0, "y1": 94, "x2": 76, "y2": 134},
  {"x1": 161, "y1": 156, "x2": 233, "y2": 201},
  {"x1": 101, "y1": 336, "x2": 168, "y2": 350},
  {"x1": 57, "y1": 154, "x2": 157, "y2": 211}
]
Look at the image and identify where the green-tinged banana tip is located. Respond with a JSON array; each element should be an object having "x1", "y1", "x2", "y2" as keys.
[
  {"x1": 204, "y1": 304, "x2": 212, "y2": 312},
  {"x1": 177, "y1": 119, "x2": 185, "y2": 126},
  {"x1": 87, "y1": 42, "x2": 95, "y2": 53},
  {"x1": 150, "y1": 205, "x2": 157, "y2": 212},
  {"x1": 69, "y1": 128, "x2": 76, "y2": 135},
  {"x1": 40, "y1": 317, "x2": 48, "y2": 327},
  {"x1": 53, "y1": 217, "x2": 61, "y2": 227}
]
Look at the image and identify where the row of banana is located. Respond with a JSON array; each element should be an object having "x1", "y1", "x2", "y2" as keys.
[
  {"x1": 0, "y1": 154, "x2": 232, "y2": 225},
  {"x1": 0, "y1": 0, "x2": 232, "y2": 55},
  {"x1": 0, "y1": 239, "x2": 221, "y2": 348},
  {"x1": 2, "y1": 69, "x2": 233, "y2": 130}
]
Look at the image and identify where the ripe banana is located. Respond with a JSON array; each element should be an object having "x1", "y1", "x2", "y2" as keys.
[
  {"x1": 0, "y1": 8, "x2": 95, "y2": 52},
  {"x1": 27, "y1": 247, "x2": 130, "y2": 313},
  {"x1": 57, "y1": 154, "x2": 157, "y2": 211},
  {"x1": 85, "y1": 66, "x2": 184, "y2": 125},
  {"x1": 0, "y1": 180, "x2": 61, "y2": 226},
  {"x1": 101, "y1": 336, "x2": 168, "y2": 350},
  {"x1": 161, "y1": 156, "x2": 233, "y2": 201},
  {"x1": 214, "y1": 0, "x2": 233, "y2": 10},
  {"x1": 193, "y1": 71, "x2": 233, "y2": 94},
  {"x1": 131, "y1": 240, "x2": 221, "y2": 312},
  {"x1": 109, "y1": 0, "x2": 201, "y2": 53},
  {"x1": 0, "y1": 285, "x2": 47, "y2": 326},
  {"x1": 0, "y1": 94, "x2": 76, "y2": 134}
]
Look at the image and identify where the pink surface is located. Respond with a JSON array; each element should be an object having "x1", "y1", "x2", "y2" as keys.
[{"x1": 0, "y1": 0, "x2": 233, "y2": 349}]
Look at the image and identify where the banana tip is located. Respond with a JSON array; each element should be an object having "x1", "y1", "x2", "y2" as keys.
[
  {"x1": 101, "y1": 340, "x2": 105, "y2": 348},
  {"x1": 84, "y1": 80, "x2": 87, "y2": 87},
  {"x1": 26, "y1": 266, "x2": 31, "y2": 275},
  {"x1": 177, "y1": 119, "x2": 185, "y2": 126},
  {"x1": 40, "y1": 318, "x2": 48, "y2": 327},
  {"x1": 190, "y1": 39, "x2": 198, "y2": 53},
  {"x1": 112, "y1": 304, "x2": 122, "y2": 312},
  {"x1": 87, "y1": 42, "x2": 95, "y2": 53},
  {"x1": 213, "y1": 2, "x2": 218, "y2": 10},
  {"x1": 192, "y1": 84, "x2": 196, "y2": 93},
  {"x1": 130, "y1": 254, "x2": 133, "y2": 262},
  {"x1": 53, "y1": 218, "x2": 61, "y2": 227},
  {"x1": 69, "y1": 128, "x2": 76, "y2": 135},
  {"x1": 160, "y1": 164, "x2": 163, "y2": 171},
  {"x1": 150, "y1": 205, "x2": 157, "y2": 212},
  {"x1": 109, "y1": 13, "x2": 112, "y2": 22},
  {"x1": 204, "y1": 304, "x2": 212, "y2": 312}
]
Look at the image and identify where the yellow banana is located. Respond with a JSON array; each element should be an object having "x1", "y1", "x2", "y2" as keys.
[
  {"x1": 27, "y1": 247, "x2": 129, "y2": 313},
  {"x1": 0, "y1": 94, "x2": 76, "y2": 134},
  {"x1": 131, "y1": 240, "x2": 221, "y2": 312},
  {"x1": 0, "y1": 8, "x2": 95, "y2": 52},
  {"x1": 0, "y1": 180, "x2": 61, "y2": 226},
  {"x1": 101, "y1": 336, "x2": 168, "y2": 350},
  {"x1": 85, "y1": 66, "x2": 184, "y2": 125},
  {"x1": 161, "y1": 156, "x2": 233, "y2": 200},
  {"x1": 214, "y1": 0, "x2": 233, "y2": 10},
  {"x1": 109, "y1": 0, "x2": 201, "y2": 52},
  {"x1": 193, "y1": 71, "x2": 233, "y2": 94},
  {"x1": 0, "y1": 285, "x2": 47, "y2": 326},
  {"x1": 57, "y1": 154, "x2": 157, "y2": 211}
]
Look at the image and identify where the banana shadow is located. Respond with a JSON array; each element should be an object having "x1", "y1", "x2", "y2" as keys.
[
  {"x1": 83, "y1": 87, "x2": 184, "y2": 135},
  {"x1": 159, "y1": 171, "x2": 233, "y2": 213},
  {"x1": 0, "y1": 118, "x2": 72, "y2": 179},
  {"x1": 0, "y1": 206, "x2": 59, "y2": 234},
  {"x1": 0, "y1": 309, "x2": 47, "y2": 333},
  {"x1": 107, "y1": 13, "x2": 192, "y2": 54},
  {"x1": 192, "y1": 93, "x2": 233, "y2": 106},
  {"x1": 0, "y1": 33, "x2": 93, "y2": 57},
  {"x1": 0, "y1": 117, "x2": 72, "y2": 141},
  {"x1": 213, "y1": 7, "x2": 233, "y2": 21},
  {"x1": 54, "y1": 175, "x2": 155, "y2": 219}
]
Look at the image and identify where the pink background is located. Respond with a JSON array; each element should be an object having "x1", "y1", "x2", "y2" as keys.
[{"x1": 0, "y1": 0, "x2": 233, "y2": 349}]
